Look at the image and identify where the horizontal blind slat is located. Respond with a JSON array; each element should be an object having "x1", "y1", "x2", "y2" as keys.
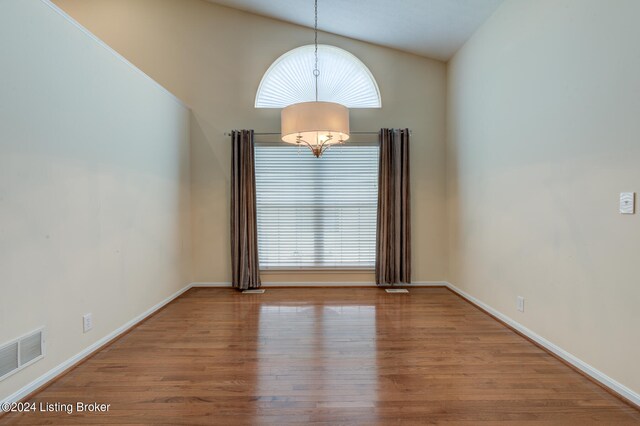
[{"x1": 255, "y1": 144, "x2": 379, "y2": 268}]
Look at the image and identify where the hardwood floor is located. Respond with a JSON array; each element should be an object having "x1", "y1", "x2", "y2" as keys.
[{"x1": 2, "y1": 287, "x2": 639, "y2": 425}]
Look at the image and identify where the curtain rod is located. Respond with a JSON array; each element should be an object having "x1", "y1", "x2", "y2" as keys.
[{"x1": 223, "y1": 131, "x2": 411, "y2": 136}]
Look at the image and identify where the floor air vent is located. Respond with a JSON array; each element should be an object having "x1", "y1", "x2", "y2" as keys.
[
  {"x1": 0, "y1": 328, "x2": 44, "y2": 381},
  {"x1": 242, "y1": 289, "x2": 265, "y2": 294},
  {"x1": 385, "y1": 289, "x2": 409, "y2": 293}
]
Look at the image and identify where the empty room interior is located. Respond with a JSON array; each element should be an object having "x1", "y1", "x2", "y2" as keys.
[{"x1": 1, "y1": 0, "x2": 639, "y2": 424}]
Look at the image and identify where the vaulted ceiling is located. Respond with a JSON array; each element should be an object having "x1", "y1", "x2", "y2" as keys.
[{"x1": 205, "y1": 0, "x2": 505, "y2": 61}]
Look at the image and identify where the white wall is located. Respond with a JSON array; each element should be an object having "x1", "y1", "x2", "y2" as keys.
[
  {"x1": 447, "y1": 0, "x2": 640, "y2": 395},
  {"x1": 0, "y1": 0, "x2": 192, "y2": 400},
  {"x1": 53, "y1": 0, "x2": 449, "y2": 285}
]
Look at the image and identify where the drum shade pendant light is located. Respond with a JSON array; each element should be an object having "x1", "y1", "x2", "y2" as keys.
[{"x1": 281, "y1": 0, "x2": 350, "y2": 158}]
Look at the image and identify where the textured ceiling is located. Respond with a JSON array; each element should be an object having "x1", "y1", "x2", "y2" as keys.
[{"x1": 205, "y1": 0, "x2": 504, "y2": 61}]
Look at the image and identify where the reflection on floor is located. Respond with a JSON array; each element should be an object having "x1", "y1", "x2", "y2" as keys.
[{"x1": 2, "y1": 287, "x2": 639, "y2": 425}]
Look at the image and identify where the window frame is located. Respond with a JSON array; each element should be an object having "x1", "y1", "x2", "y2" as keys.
[{"x1": 254, "y1": 137, "x2": 379, "y2": 271}]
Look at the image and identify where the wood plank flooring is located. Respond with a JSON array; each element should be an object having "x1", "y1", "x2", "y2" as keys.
[{"x1": 2, "y1": 287, "x2": 639, "y2": 425}]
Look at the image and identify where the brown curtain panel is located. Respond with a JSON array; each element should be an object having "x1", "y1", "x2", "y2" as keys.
[
  {"x1": 231, "y1": 130, "x2": 261, "y2": 290},
  {"x1": 376, "y1": 128, "x2": 411, "y2": 285}
]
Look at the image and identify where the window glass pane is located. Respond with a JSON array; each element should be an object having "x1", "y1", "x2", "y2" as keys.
[{"x1": 255, "y1": 143, "x2": 379, "y2": 268}]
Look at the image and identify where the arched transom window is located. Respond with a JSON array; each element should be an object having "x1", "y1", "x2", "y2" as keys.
[{"x1": 255, "y1": 45, "x2": 382, "y2": 108}]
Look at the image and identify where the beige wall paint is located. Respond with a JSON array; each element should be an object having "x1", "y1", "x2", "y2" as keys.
[
  {"x1": 0, "y1": 0, "x2": 191, "y2": 400},
  {"x1": 53, "y1": 0, "x2": 448, "y2": 284},
  {"x1": 447, "y1": 0, "x2": 640, "y2": 394}
]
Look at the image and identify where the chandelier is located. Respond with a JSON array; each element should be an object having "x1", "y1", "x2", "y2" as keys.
[{"x1": 280, "y1": 0, "x2": 350, "y2": 158}]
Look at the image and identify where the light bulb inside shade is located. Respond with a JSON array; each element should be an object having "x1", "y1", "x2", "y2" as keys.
[{"x1": 281, "y1": 101, "x2": 350, "y2": 148}]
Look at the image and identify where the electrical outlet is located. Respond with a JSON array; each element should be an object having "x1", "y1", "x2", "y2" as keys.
[
  {"x1": 516, "y1": 297, "x2": 525, "y2": 313},
  {"x1": 83, "y1": 313, "x2": 93, "y2": 333}
]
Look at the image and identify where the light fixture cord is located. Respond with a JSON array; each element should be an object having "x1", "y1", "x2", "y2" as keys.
[{"x1": 314, "y1": 0, "x2": 319, "y2": 102}]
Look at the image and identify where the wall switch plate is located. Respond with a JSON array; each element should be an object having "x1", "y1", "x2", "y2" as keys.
[
  {"x1": 83, "y1": 313, "x2": 93, "y2": 333},
  {"x1": 516, "y1": 296, "x2": 525, "y2": 312},
  {"x1": 620, "y1": 192, "x2": 635, "y2": 214}
]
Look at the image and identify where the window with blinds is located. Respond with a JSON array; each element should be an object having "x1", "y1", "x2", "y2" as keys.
[{"x1": 255, "y1": 142, "x2": 379, "y2": 269}]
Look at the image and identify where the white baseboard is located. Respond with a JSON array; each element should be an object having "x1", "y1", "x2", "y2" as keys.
[
  {"x1": 405, "y1": 281, "x2": 449, "y2": 287},
  {"x1": 1, "y1": 283, "x2": 193, "y2": 405},
  {"x1": 190, "y1": 282, "x2": 232, "y2": 287},
  {"x1": 192, "y1": 282, "x2": 375, "y2": 288},
  {"x1": 445, "y1": 282, "x2": 640, "y2": 408},
  {"x1": 190, "y1": 281, "x2": 448, "y2": 288}
]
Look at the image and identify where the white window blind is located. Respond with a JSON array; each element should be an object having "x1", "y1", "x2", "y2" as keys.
[
  {"x1": 255, "y1": 45, "x2": 381, "y2": 108},
  {"x1": 255, "y1": 142, "x2": 379, "y2": 269}
]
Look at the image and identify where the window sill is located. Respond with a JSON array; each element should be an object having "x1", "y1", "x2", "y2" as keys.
[{"x1": 260, "y1": 268, "x2": 374, "y2": 275}]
